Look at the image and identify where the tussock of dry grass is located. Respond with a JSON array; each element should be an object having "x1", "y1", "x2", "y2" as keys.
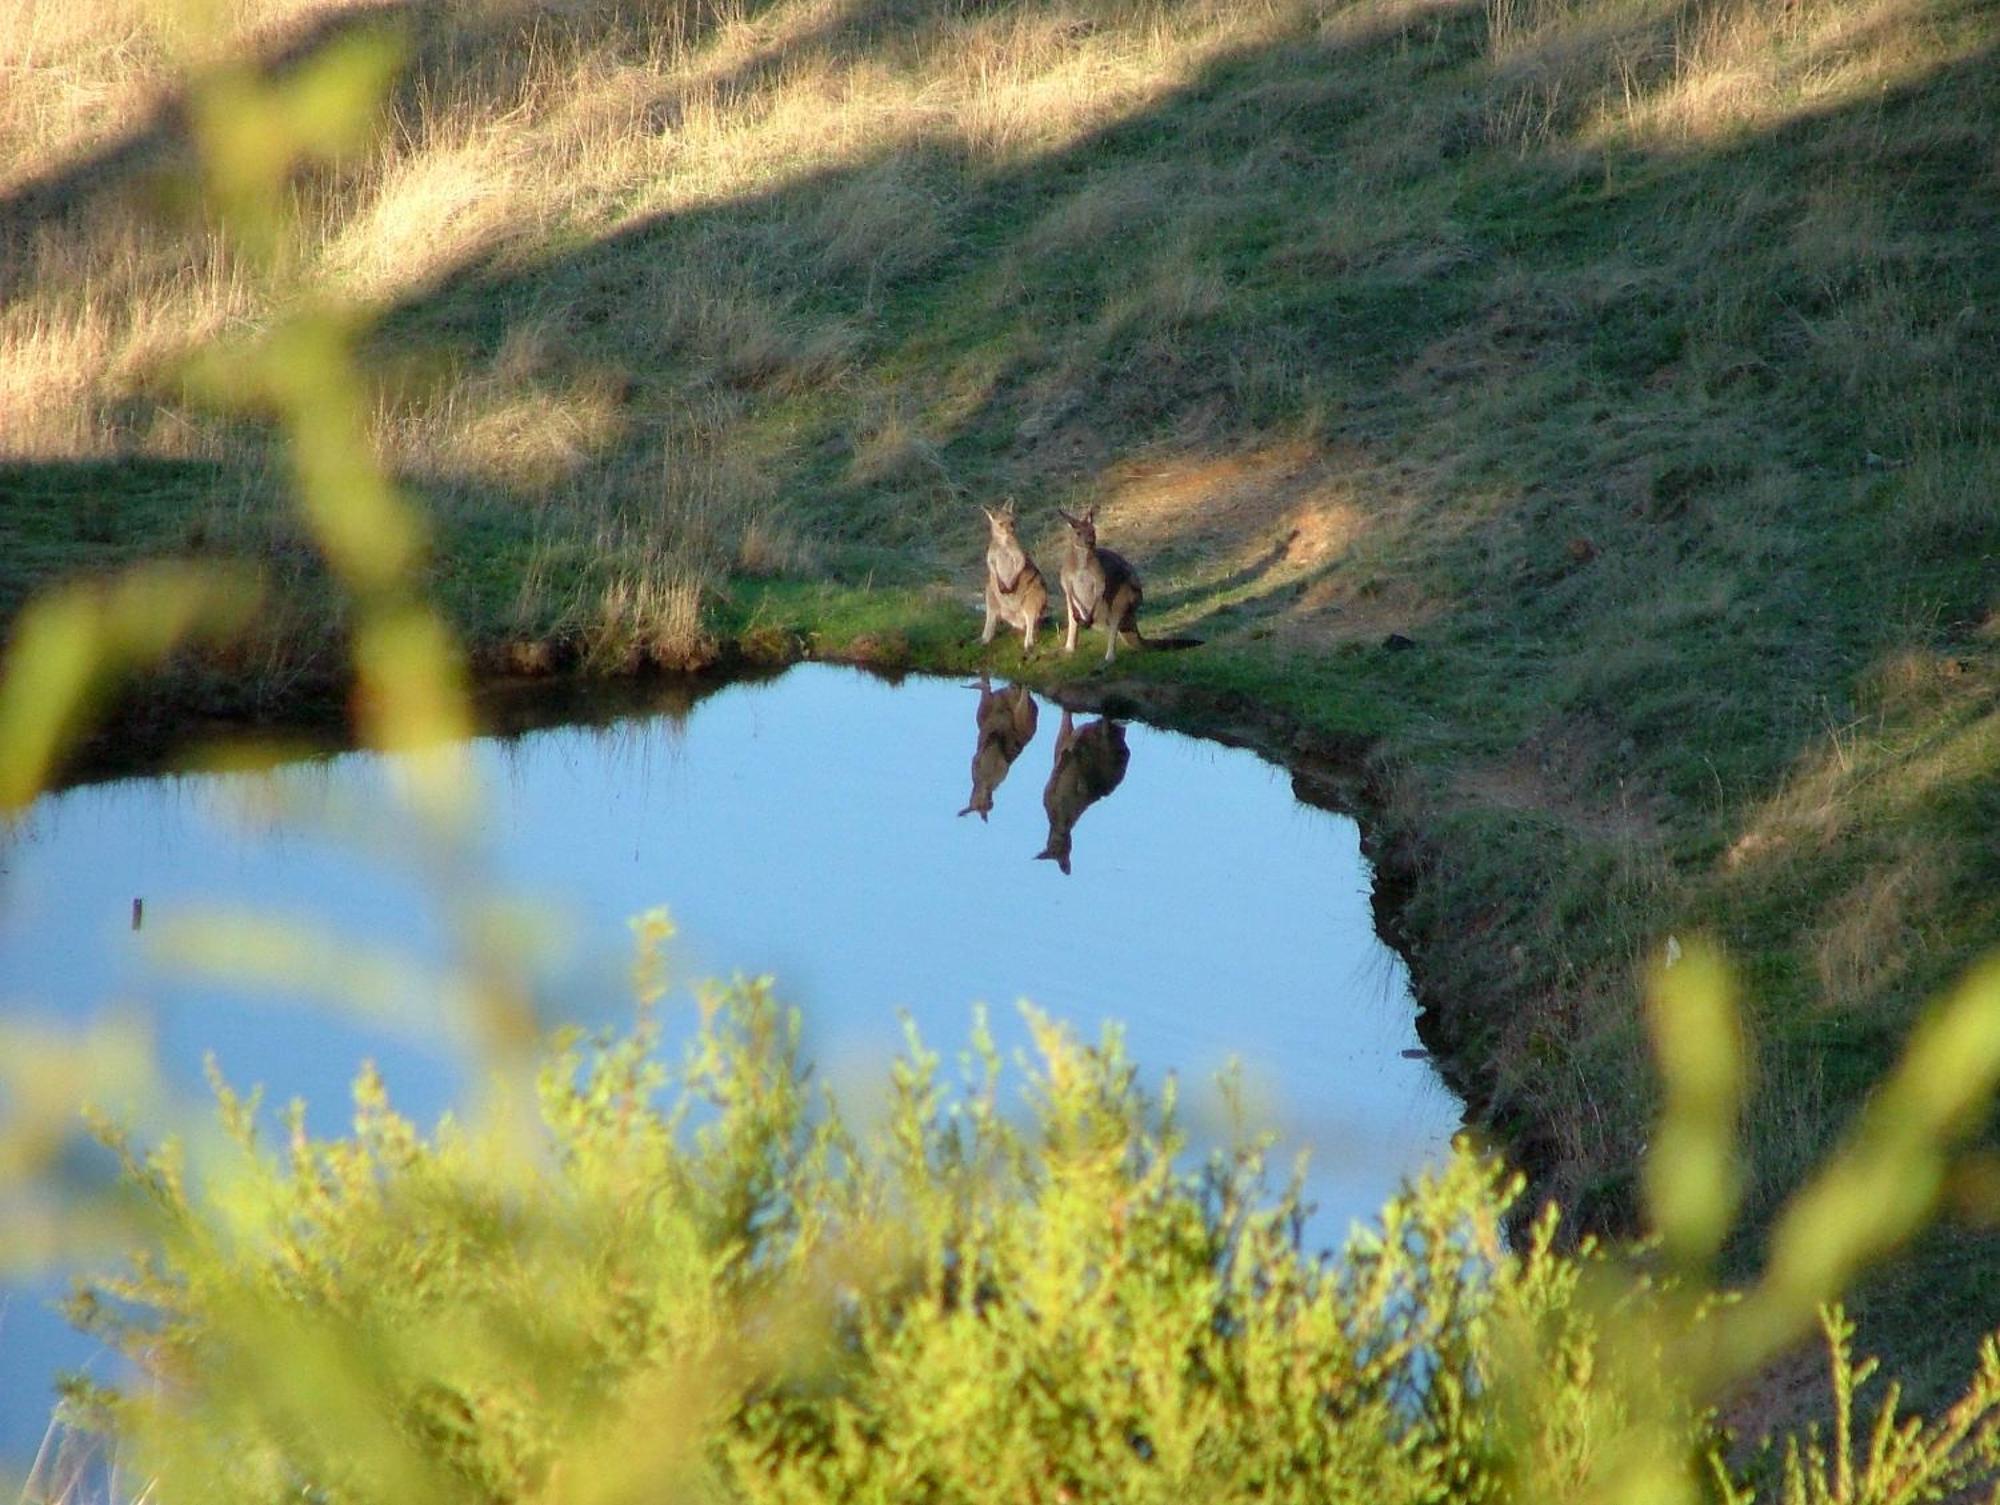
[
  {"x1": 0, "y1": 304, "x2": 116, "y2": 454},
  {"x1": 403, "y1": 378, "x2": 624, "y2": 489},
  {"x1": 1813, "y1": 838, "x2": 1949, "y2": 1015},
  {"x1": 319, "y1": 137, "x2": 530, "y2": 300},
  {"x1": 1476, "y1": 0, "x2": 1989, "y2": 155},
  {"x1": 587, "y1": 561, "x2": 713, "y2": 670},
  {"x1": 847, "y1": 399, "x2": 941, "y2": 487}
]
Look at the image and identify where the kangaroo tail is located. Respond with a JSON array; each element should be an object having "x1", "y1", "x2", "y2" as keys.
[
  {"x1": 1117, "y1": 594, "x2": 1198, "y2": 651},
  {"x1": 1127, "y1": 626, "x2": 1202, "y2": 651}
]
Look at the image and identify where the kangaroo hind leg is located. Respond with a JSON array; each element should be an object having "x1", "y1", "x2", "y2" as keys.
[{"x1": 1103, "y1": 586, "x2": 1137, "y2": 663}]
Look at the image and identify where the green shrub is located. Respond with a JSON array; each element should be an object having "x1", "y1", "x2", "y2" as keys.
[
  {"x1": 49, "y1": 961, "x2": 1635, "y2": 1505},
  {"x1": 47, "y1": 942, "x2": 2000, "y2": 1505}
]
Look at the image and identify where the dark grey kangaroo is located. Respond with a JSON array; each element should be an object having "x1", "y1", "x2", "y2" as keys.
[
  {"x1": 958, "y1": 674, "x2": 1040, "y2": 821},
  {"x1": 1055, "y1": 507, "x2": 1146, "y2": 664},
  {"x1": 1035, "y1": 709, "x2": 1130, "y2": 875}
]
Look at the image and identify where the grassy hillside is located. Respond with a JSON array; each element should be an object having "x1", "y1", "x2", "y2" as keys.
[{"x1": 4, "y1": 0, "x2": 1997, "y2": 1389}]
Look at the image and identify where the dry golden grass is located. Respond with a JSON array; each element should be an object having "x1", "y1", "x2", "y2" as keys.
[
  {"x1": 5, "y1": 0, "x2": 1981, "y2": 515},
  {"x1": 0, "y1": 0, "x2": 1301, "y2": 479},
  {"x1": 1021, "y1": 164, "x2": 1174, "y2": 259},
  {"x1": 318, "y1": 137, "x2": 530, "y2": 301},
  {"x1": 847, "y1": 398, "x2": 940, "y2": 488},
  {"x1": 1604, "y1": 0, "x2": 1987, "y2": 148},
  {"x1": 403, "y1": 379, "x2": 624, "y2": 490},
  {"x1": 1728, "y1": 680, "x2": 1999, "y2": 865},
  {"x1": 1813, "y1": 838, "x2": 1950, "y2": 1016},
  {"x1": 1464, "y1": 0, "x2": 1994, "y2": 160},
  {"x1": 0, "y1": 303, "x2": 116, "y2": 455},
  {"x1": 588, "y1": 561, "x2": 713, "y2": 671}
]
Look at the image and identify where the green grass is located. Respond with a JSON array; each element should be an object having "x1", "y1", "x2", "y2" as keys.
[{"x1": 4, "y1": 0, "x2": 1998, "y2": 1399}]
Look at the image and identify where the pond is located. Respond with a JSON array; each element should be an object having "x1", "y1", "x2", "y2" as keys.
[{"x1": 0, "y1": 663, "x2": 1459, "y2": 1472}]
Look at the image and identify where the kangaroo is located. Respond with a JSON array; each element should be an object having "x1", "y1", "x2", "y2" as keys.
[
  {"x1": 979, "y1": 500, "x2": 1049, "y2": 654},
  {"x1": 958, "y1": 674, "x2": 1040, "y2": 821},
  {"x1": 1055, "y1": 508, "x2": 1145, "y2": 664},
  {"x1": 1035, "y1": 709, "x2": 1130, "y2": 875}
]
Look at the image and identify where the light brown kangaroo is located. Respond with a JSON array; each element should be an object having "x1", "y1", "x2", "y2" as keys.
[
  {"x1": 979, "y1": 500, "x2": 1049, "y2": 654},
  {"x1": 1035, "y1": 709, "x2": 1130, "y2": 875},
  {"x1": 958, "y1": 674, "x2": 1040, "y2": 821},
  {"x1": 1055, "y1": 508, "x2": 1144, "y2": 664}
]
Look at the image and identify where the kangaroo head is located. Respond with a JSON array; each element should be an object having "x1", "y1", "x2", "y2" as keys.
[
  {"x1": 1034, "y1": 839, "x2": 1073, "y2": 876},
  {"x1": 1056, "y1": 508, "x2": 1097, "y2": 549},
  {"x1": 962, "y1": 738, "x2": 1008, "y2": 821},
  {"x1": 982, "y1": 500, "x2": 1022, "y2": 546}
]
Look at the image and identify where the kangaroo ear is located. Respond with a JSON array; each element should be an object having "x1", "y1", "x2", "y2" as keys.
[
  {"x1": 1056, "y1": 508, "x2": 1078, "y2": 528},
  {"x1": 999, "y1": 497, "x2": 1017, "y2": 519},
  {"x1": 981, "y1": 506, "x2": 999, "y2": 525},
  {"x1": 958, "y1": 804, "x2": 979, "y2": 818}
]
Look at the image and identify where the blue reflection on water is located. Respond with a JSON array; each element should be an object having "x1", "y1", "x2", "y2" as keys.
[{"x1": 0, "y1": 664, "x2": 1458, "y2": 1470}]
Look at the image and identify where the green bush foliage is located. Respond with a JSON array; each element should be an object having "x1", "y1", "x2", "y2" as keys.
[
  {"x1": 47, "y1": 944, "x2": 2000, "y2": 1505},
  {"x1": 54, "y1": 964, "x2": 1619, "y2": 1505}
]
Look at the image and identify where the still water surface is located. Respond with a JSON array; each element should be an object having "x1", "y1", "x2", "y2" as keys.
[{"x1": 0, "y1": 663, "x2": 1458, "y2": 1468}]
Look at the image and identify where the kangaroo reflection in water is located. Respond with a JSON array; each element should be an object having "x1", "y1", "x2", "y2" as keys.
[
  {"x1": 958, "y1": 674, "x2": 1041, "y2": 821},
  {"x1": 1035, "y1": 709, "x2": 1130, "y2": 875}
]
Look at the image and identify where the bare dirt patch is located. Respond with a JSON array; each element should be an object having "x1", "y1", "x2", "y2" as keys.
[
  {"x1": 1098, "y1": 438, "x2": 1328, "y2": 549},
  {"x1": 1454, "y1": 714, "x2": 1664, "y2": 846},
  {"x1": 1084, "y1": 435, "x2": 1452, "y2": 647}
]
